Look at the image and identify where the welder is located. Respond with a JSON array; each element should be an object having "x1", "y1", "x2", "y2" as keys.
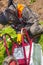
[{"x1": 0, "y1": 0, "x2": 43, "y2": 35}]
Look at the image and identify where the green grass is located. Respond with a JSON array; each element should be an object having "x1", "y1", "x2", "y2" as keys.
[
  {"x1": 39, "y1": 20, "x2": 43, "y2": 52},
  {"x1": 30, "y1": 0, "x2": 36, "y2": 4},
  {"x1": 39, "y1": 20, "x2": 43, "y2": 25},
  {"x1": 39, "y1": 34, "x2": 43, "y2": 51}
]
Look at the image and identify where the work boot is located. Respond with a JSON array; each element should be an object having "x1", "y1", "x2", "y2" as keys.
[{"x1": 30, "y1": 23, "x2": 43, "y2": 35}]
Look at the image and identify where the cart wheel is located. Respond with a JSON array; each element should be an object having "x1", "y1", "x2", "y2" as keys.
[{"x1": 2, "y1": 56, "x2": 19, "y2": 65}]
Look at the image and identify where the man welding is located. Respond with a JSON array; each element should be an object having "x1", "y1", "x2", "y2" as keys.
[{"x1": 0, "y1": 0, "x2": 43, "y2": 35}]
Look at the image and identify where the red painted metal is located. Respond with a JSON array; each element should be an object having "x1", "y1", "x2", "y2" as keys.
[
  {"x1": 12, "y1": 28, "x2": 32, "y2": 65},
  {"x1": 3, "y1": 36, "x2": 10, "y2": 56},
  {"x1": 3, "y1": 29, "x2": 33, "y2": 65},
  {"x1": 10, "y1": 61, "x2": 17, "y2": 65},
  {"x1": 3, "y1": 34, "x2": 15, "y2": 56}
]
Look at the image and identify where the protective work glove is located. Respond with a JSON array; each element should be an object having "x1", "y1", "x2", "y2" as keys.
[{"x1": 0, "y1": 12, "x2": 8, "y2": 25}]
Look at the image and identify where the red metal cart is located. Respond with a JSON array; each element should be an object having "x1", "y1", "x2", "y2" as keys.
[{"x1": 3, "y1": 28, "x2": 33, "y2": 65}]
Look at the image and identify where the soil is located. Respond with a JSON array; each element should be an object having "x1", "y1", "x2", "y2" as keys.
[
  {"x1": 0, "y1": 0, "x2": 43, "y2": 20},
  {"x1": 14, "y1": 0, "x2": 43, "y2": 20},
  {"x1": 0, "y1": 0, "x2": 8, "y2": 13},
  {"x1": 30, "y1": 0, "x2": 43, "y2": 20}
]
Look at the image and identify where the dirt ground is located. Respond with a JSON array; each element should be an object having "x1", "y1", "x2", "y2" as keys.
[
  {"x1": 14, "y1": 0, "x2": 43, "y2": 20},
  {"x1": 30, "y1": 0, "x2": 43, "y2": 20},
  {"x1": 0, "y1": 0, "x2": 8, "y2": 13},
  {"x1": 0, "y1": 0, "x2": 43, "y2": 20}
]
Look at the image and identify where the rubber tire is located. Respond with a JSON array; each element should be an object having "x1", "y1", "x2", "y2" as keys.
[{"x1": 2, "y1": 56, "x2": 18, "y2": 65}]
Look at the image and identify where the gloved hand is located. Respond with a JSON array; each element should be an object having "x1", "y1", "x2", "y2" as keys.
[{"x1": 0, "y1": 12, "x2": 8, "y2": 25}]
